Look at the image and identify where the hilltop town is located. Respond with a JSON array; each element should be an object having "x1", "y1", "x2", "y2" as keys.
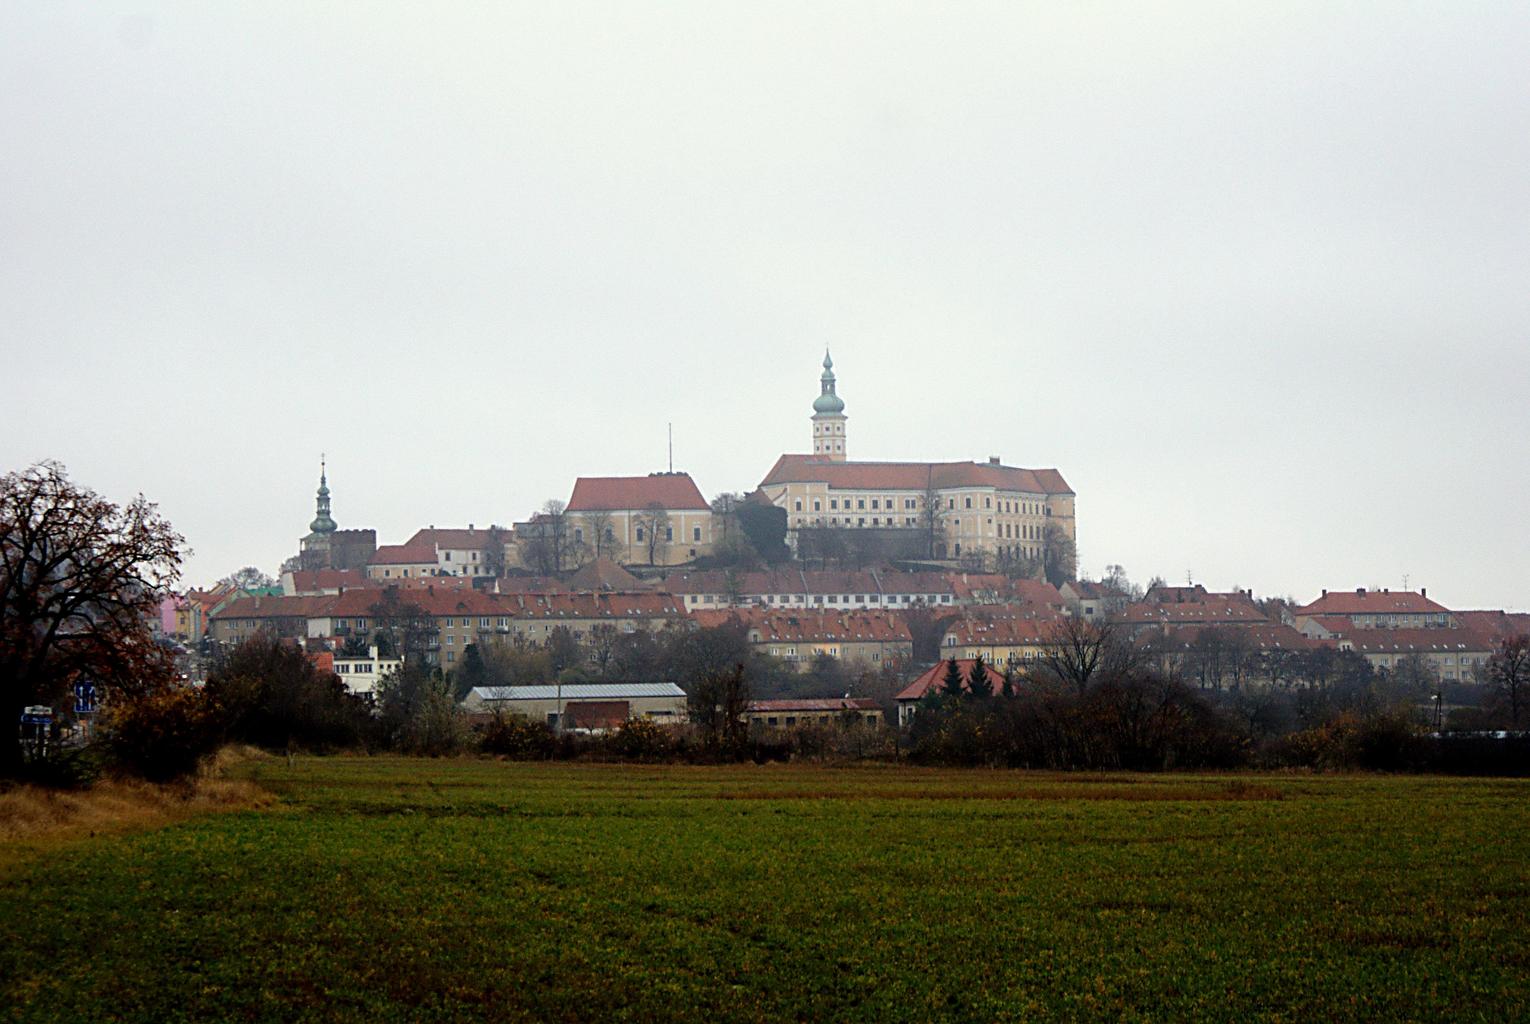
[{"x1": 151, "y1": 353, "x2": 1527, "y2": 732}]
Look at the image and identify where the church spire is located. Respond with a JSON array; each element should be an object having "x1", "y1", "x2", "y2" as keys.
[{"x1": 309, "y1": 455, "x2": 337, "y2": 535}]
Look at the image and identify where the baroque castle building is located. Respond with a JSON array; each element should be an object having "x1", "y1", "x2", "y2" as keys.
[{"x1": 758, "y1": 354, "x2": 1076, "y2": 564}]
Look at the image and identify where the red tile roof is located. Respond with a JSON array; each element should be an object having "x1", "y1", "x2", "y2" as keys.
[
  {"x1": 1296, "y1": 589, "x2": 1450, "y2": 616},
  {"x1": 369, "y1": 540, "x2": 439, "y2": 566},
  {"x1": 660, "y1": 569, "x2": 955, "y2": 599},
  {"x1": 1456, "y1": 610, "x2": 1530, "y2": 646},
  {"x1": 950, "y1": 575, "x2": 1064, "y2": 607},
  {"x1": 758, "y1": 455, "x2": 1073, "y2": 496},
  {"x1": 285, "y1": 569, "x2": 367, "y2": 593},
  {"x1": 567, "y1": 473, "x2": 709, "y2": 512},
  {"x1": 896, "y1": 659, "x2": 1016, "y2": 701},
  {"x1": 1121, "y1": 597, "x2": 1267, "y2": 627},
  {"x1": 691, "y1": 608, "x2": 912, "y2": 644},
  {"x1": 1342, "y1": 629, "x2": 1493, "y2": 654},
  {"x1": 1158, "y1": 624, "x2": 1328, "y2": 652},
  {"x1": 405, "y1": 527, "x2": 501, "y2": 550},
  {"x1": 944, "y1": 617, "x2": 1060, "y2": 646}
]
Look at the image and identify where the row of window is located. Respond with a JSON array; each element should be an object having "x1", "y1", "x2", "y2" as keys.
[
  {"x1": 685, "y1": 593, "x2": 953, "y2": 606},
  {"x1": 790, "y1": 494, "x2": 1054, "y2": 516}
]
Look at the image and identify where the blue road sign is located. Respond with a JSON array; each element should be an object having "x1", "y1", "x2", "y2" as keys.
[{"x1": 74, "y1": 681, "x2": 98, "y2": 715}]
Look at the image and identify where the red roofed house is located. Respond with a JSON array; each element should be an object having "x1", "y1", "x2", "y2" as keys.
[
  {"x1": 691, "y1": 608, "x2": 912, "y2": 672},
  {"x1": 1339, "y1": 629, "x2": 1493, "y2": 682},
  {"x1": 895, "y1": 659, "x2": 1011, "y2": 725},
  {"x1": 1294, "y1": 588, "x2": 1454, "y2": 634},
  {"x1": 941, "y1": 614, "x2": 1062, "y2": 666},
  {"x1": 565, "y1": 472, "x2": 714, "y2": 567},
  {"x1": 756, "y1": 354, "x2": 1074, "y2": 563},
  {"x1": 366, "y1": 538, "x2": 441, "y2": 581}
]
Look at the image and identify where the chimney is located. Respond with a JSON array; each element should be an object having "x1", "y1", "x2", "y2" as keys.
[
  {"x1": 1357, "y1": 587, "x2": 1366, "y2": 596},
  {"x1": 469, "y1": 523, "x2": 475, "y2": 531},
  {"x1": 1421, "y1": 587, "x2": 1427, "y2": 598},
  {"x1": 989, "y1": 456, "x2": 1000, "y2": 465}
]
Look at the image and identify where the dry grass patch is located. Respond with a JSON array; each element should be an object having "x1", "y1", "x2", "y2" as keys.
[{"x1": 0, "y1": 746, "x2": 277, "y2": 850}]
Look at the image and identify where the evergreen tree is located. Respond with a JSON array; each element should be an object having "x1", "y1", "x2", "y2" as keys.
[
  {"x1": 1000, "y1": 666, "x2": 1015, "y2": 698},
  {"x1": 452, "y1": 643, "x2": 487, "y2": 700},
  {"x1": 967, "y1": 655, "x2": 992, "y2": 698},
  {"x1": 941, "y1": 657, "x2": 965, "y2": 697}
]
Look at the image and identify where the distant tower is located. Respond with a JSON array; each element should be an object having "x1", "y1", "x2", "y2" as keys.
[
  {"x1": 811, "y1": 350, "x2": 847, "y2": 461},
  {"x1": 309, "y1": 456, "x2": 337, "y2": 536},
  {"x1": 299, "y1": 457, "x2": 338, "y2": 571}
]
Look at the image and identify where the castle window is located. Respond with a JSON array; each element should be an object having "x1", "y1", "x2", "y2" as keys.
[{"x1": 794, "y1": 500, "x2": 802, "y2": 511}]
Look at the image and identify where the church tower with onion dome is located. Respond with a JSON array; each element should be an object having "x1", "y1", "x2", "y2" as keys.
[{"x1": 811, "y1": 350, "x2": 847, "y2": 462}]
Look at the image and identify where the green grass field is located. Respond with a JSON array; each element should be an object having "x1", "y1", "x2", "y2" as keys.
[{"x1": 3, "y1": 758, "x2": 1528, "y2": 1022}]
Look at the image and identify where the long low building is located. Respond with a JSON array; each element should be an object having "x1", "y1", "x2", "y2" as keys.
[
  {"x1": 746, "y1": 698, "x2": 883, "y2": 728},
  {"x1": 461, "y1": 682, "x2": 688, "y2": 729},
  {"x1": 210, "y1": 588, "x2": 687, "y2": 668}
]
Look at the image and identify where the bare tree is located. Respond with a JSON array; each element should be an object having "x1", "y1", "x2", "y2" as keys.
[
  {"x1": 1035, "y1": 615, "x2": 1121, "y2": 693},
  {"x1": 367, "y1": 588, "x2": 436, "y2": 662},
  {"x1": 1, "y1": 462, "x2": 184, "y2": 773},
  {"x1": 220, "y1": 566, "x2": 276, "y2": 591},
  {"x1": 589, "y1": 623, "x2": 621, "y2": 677},
  {"x1": 526, "y1": 500, "x2": 581, "y2": 574},
  {"x1": 919, "y1": 474, "x2": 947, "y2": 559},
  {"x1": 481, "y1": 525, "x2": 509, "y2": 577},
  {"x1": 1490, "y1": 635, "x2": 1530, "y2": 727},
  {"x1": 583, "y1": 509, "x2": 619, "y2": 562},
  {"x1": 687, "y1": 663, "x2": 752, "y2": 751},
  {"x1": 634, "y1": 502, "x2": 671, "y2": 566}
]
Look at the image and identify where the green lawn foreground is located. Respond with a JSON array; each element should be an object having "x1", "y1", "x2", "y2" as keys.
[{"x1": 2, "y1": 760, "x2": 1527, "y2": 1023}]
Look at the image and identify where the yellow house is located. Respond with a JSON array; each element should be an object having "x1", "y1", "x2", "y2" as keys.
[{"x1": 564, "y1": 473, "x2": 714, "y2": 567}]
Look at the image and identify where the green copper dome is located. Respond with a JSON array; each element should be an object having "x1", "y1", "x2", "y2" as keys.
[{"x1": 813, "y1": 350, "x2": 845, "y2": 414}]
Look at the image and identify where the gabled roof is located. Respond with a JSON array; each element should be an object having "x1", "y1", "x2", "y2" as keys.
[
  {"x1": 567, "y1": 474, "x2": 709, "y2": 512},
  {"x1": 758, "y1": 455, "x2": 1073, "y2": 496},
  {"x1": 566, "y1": 558, "x2": 647, "y2": 591},
  {"x1": 1296, "y1": 589, "x2": 1449, "y2": 616},
  {"x1": 896, "y1": 659, "x2": 1014, "y2": 701},
  {"x1": 405, "y1": 527, "x2": 499, "y2": 550}
]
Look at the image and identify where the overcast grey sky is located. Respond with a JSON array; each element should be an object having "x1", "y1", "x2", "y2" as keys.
[{"x1": 3, "y1": 3, "x2": 1527, "y2": 608}]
